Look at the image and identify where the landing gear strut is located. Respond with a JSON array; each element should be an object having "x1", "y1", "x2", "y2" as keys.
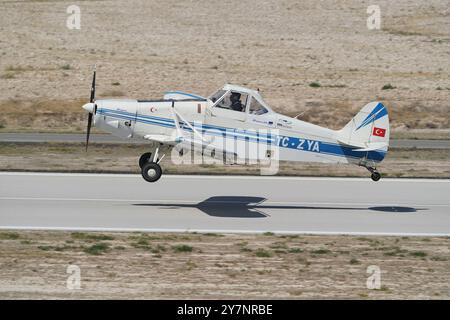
[
  {"x1": 366, "y1": 166, "x2": 381, "y2": 182},
  {"x1": 139, "y1": 145, "x2": 165, "y2": 183}
]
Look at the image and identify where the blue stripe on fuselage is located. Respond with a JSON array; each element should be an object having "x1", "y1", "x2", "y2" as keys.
[{"x1": 98, "y1": 108, "x2": 386, "y2": 162}]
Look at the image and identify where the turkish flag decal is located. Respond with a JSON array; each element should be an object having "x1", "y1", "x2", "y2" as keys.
[{"x1": 373, "y1": 127, "x2": 386, "y2": 137}]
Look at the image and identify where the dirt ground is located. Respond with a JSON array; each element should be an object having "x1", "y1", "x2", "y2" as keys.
[
  {"x1": 1, "y1": 142, "x2": 449, "y2": 178},
  {"x1": 0, "y1": 230, "x2": 448, "y2": 299},
  {"x1": 0, "y1": 0, "x2": 449, "y2": 134}
]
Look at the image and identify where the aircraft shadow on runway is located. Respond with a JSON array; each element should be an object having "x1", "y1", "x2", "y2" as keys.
[{"x1": 133, "y1": 196, "x2": 426, "y2": 218}]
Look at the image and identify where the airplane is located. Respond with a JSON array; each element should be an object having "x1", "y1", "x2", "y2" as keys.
[{"x1": 82, "y1": 69, "x2": 389, "y2": 183}]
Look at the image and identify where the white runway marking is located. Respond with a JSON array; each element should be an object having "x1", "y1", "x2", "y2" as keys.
[
  {"x1": 1, "y1": 171, "x2": 449, "y2": 183},
  {"x1": 1, "y1": 172, "x2": 449, "y2": 236},
  {"x1": 0, "y1": 197, "x2": 449, "y2": 207},
  {"x1": 0, "y1": 226, "x2": 448, "y2": 237}
]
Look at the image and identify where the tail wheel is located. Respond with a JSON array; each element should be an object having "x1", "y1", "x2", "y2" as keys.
[
  {"x1": 141, "y1": 162, "x2": 162, "y2": 183},
  {"x1": 139, "y1": 152, "x2": 152, "y2": 169},
  {"x1": 371, "y1": 172, "x2": 381, "y2": 182}
]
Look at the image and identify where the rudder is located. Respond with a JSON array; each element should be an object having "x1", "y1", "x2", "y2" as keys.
[{"x1": 337, "y1": 102, "x2": 389, "y2": 151}]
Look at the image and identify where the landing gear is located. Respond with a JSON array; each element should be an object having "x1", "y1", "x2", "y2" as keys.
[
  {"x1": 141, "y1": 162, "x2": 162, "y2": 182},
  {"x1": 139, "y1": 145, "x2": 165, "y2": 183},
  {"x1": 139, "y1": 152, "x2": 152, "y2": 169},
  {"x1": 365, "y1": 166, "x2": 381, "y2": 182},
  {"x1": 371, "y1": 171, "x2": 381, "y2": 182}
]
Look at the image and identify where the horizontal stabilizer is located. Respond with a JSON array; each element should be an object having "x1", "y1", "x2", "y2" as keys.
[{"x1": 353, "y1": 142, "x2": 389, "y2": 152}]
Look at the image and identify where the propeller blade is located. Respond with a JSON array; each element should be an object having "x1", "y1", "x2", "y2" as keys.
[
  {"x1": 90, "y1": 69, "x2": 96, "y2": 103},
  {"x1": 86, "y1": 67, "x2": 96, "y2": 151},
  {"x1": 86, "y1": 112, "x2": 92, "y2": 151}
]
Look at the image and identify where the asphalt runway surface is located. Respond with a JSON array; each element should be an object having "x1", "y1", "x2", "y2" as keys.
[
  {"x1": 1, "y1": 133, "x2": 449, "y2": 149},
  {"x1": 0, "y1": 172, "x2": 449, "y2": 236}
]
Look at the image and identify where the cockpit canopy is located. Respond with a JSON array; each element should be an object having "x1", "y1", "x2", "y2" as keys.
[{"x1": 208, "y1": 84, "x2": 272, "y2": 115}]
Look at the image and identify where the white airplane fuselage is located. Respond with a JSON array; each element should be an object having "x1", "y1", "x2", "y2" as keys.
[{"x1": 92, "y1": 98, "x2": 387, "y2": 167}]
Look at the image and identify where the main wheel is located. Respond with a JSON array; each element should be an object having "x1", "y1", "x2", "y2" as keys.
[
  {"x1": 141, "y1": 162, "x2": 162, "y2": 182},
  {"x1": 139, "y1": 152, "x2": 152, "y2": 169},
  {"x1": 371, "y1": 172, "x2": 381, "y2": 182}
]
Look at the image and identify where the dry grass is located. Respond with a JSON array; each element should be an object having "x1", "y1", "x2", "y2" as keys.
[
  {"x1": 0, "y1": 230, "x2": 448, "y2": 299},
  {"x1": 0, "y1": 0, "x2": 448, "y2": 133},
  {"x1": 0, "y1": 142, "x2": 449, "y2": 178}
]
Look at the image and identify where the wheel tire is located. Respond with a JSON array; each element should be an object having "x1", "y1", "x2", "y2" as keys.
[
  {"x1": 141, "y1": 162, "x2": 162, "y2": 183},
  {"x1": 139, "y1": 152, "x2": 152, "y2": 169},
  {"x1": 371, "y1": 172, "x2": 381, "y2": 182}
]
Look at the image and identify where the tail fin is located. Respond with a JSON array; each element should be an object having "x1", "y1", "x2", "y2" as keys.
[{"x1": 337, "y1": 102, "x2": 389, "y2": 151}]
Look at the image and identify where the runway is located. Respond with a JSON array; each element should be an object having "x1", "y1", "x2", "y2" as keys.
[
  {"x1": 1, "y1": 133, "x2": 449, "y2": 149},
  {"x1": 1, "y1": 172, "x2": 449, "y2": 236}
]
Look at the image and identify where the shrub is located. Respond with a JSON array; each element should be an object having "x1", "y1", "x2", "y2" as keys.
[
  {"x1": 71, "y1": 232, "x2": 114, "y2": 241},
  {"x1": 311, "y1": 249, "x2": 330, "y2": 254},
  {"x1": 382, "y1": 84, "x2": 395, "y2": 90},
  {"x1": 172, "y1": 244, "x2": 193, "y2": 253},
  {"x1": 409, "y1": 251, "x2": 427, "y2": 257},
  {"x1": 255, "y1": 249, "x2": 272, "y2": 258},
  {"x1": 84, "y1": 243, "x2": 110, "y2": 255}
]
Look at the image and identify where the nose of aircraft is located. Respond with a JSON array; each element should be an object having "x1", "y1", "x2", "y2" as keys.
[{"x1": 82, "y1": 102, "x2": 95, "y2": 113}]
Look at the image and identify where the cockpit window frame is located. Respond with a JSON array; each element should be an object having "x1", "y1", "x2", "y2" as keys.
[
  {"x1": 208, "y1": 89, "x2": 227, "y2": 105},
  {"x1": 208, "y1": 87, "x2": 274, "y2": 115},
  {"x1": 248, "y1": 96, "x2": 269, "y2": 115},
  {"x1": 209, "y1": 90, "x2": 230, "y2": 108}
]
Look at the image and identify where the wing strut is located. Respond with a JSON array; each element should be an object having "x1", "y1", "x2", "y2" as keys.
[{"x1": 170, "y1": 100, "x2": 209, "y2": 143}]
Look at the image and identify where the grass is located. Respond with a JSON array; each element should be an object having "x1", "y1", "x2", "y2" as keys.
[
  {"x1": 309, "y1": 82, "x2": 321, "y2": 88},
  {"x1": 255, "y1": 248, "x2": 272, "y2": 257},
  {"x1": 71, "y1": 232, "x2": 114, "y2": 241},
  {"x1": 61, "y1": 64, "x2": 71, "y2": 70},
  {"x1": 83, "y1": 243, "x2": 110, "y2": 255},
  {"x1": 409, "y1": 251, "x2": 427, "y2": 258},
  {"x1": 382, "y1": 84, "x2": 396, "y2": 90},
  {"x1": 430, "y1": 256, "x2": 447, "y2": 261},
  {"x1": 38, "y1": 245, "x2": 77, "y2": 252},
  {"x1": 0, "y1": 73, "x2": 15, "y2": 79},
  {"x1": 38, "y1": 245, "x2": 52, "y2": 251},
  {"x1": 386, "y1": 29, "x2": 422, "y2": 37},
  {"x1": 132, "y1": 238, "x2": 151, "y2": 249},
  {"x1": 0, "y1": 232, "x2": 20, "y2": 240},
  {"x1": 2, "y1": 231, "x2": 450, "y2": 298},
  {"x1": 1, "y1": 142, "x2": 450, "y2": 178},
  {"x1": 379, "y1": 286, "x2": 390, "y2": 292},
  {"x1": 172, "y1": 244, "x2": 193, "y2": 253},
  {"x1": 324, "y1": 84, "x2": 347, "y2": 88},
  {"x1": 311, "y1": 248, "x2": 331, "y2": 254}
]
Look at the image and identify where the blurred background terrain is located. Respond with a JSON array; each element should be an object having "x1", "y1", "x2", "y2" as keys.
[{"x1": 0, "y1": 0, "x2": 449, "y2": 134}]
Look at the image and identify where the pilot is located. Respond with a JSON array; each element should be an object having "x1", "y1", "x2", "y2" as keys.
[{"x1": 230, "y1": 92, "x2": 244, "y2": 112}]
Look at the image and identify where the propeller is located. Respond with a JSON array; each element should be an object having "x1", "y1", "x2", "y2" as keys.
[{"x1": 83, "y1": 67, "x2": 96, "y2": 151}]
